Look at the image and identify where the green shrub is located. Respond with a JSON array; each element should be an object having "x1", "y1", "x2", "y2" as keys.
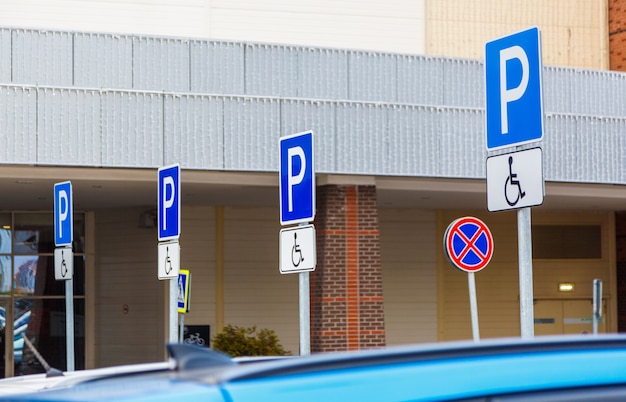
[{"x1": 211, "y1": 324, "x2": 291, "y2": 357}]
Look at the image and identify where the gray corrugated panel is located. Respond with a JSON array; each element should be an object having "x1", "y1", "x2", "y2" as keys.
[
  {"x1": 298, "y1": 47, "x2": 348, "y2": 99},
  {"x1": 12, "y1": 29, "x2": 72, "y2": 86},
  {"x1": 0, "y1": 28, "x2": 10, "y2": 82},
  {"x1": 163, "y1": 94, "x2": 224, "y2": 169},
  {"x1": 543, "y1": 114, "x2": 577, "y2": 181},
  {"x1": 573, "y1": 116, "x2": 625, "y2": 183},
  {"x1": 569, "y1": 69, "x2": 613, "y2": 116},
  {"x1": 335, "y1": 102, "x2": 388, "y2": 174},
  {"x1": 397, "y1": 55, "x2": 444, "y2": 105},
  {"x1": 245, "y1": 44, "x2": 298, "y2": 97},
  {"x1": 100, "y1": 91, "x2": 163, "y2": 167},
  {"x1": 190, "y1": 41, "x2": 244, "y2": 94},
  {"x1": 222, "y1": 97, "x2": 281, "y2": 171},
  {"x1": 443, "y1": 59, "x2": 484, "y2": 108},
  {"x1": 74, "y1": 33, "x2": 133, "y2": 89},
  {"x1": 133, "y1": 36, "x2": 190, "y2": 92},
  {"x1": 387, "y1": 105, "x2": 439, "y2": 176},
  {"x1": 0, "y1": 86, "x2": 36, "y2": 163},
  {"x1": 543, "y1": 66, "x2": 572, "y2": 114},
  {"x1": 348, "y1": 51, "x2": 397, "y2": 102},
  {"x1": 436, "y1": 108, "x2": 485, "y2": 178},
  {"x1": 280, "y1": 99, "x2": 336, "y2": 172},
  {"x1": 37, "y1": 88, "x2": 102, "y2": 166}
]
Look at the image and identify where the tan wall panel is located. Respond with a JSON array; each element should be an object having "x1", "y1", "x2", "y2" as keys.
[
  {"x1": 380, "y1": 208, "x2": 438, "y2": 345},
  {"x1": 222, "y1": 206, "x2": 299, "y2": 354},
  {"x1": 427, "y1": 0, "x2": 608, "y2": 69},
  {"x1": 438, "y1": 209, "x2": 615, "y2": 341},
  {"x1": 178, "y1": 205, "x2": 216, "y2": 331},
  {"x1": 94, "y1": 207, "x2": 164, "y2": 367}
]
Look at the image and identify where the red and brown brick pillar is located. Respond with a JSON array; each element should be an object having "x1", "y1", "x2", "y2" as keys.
[
  {"x1": 610, "y1": 0, "x2": 626, "y2": 71},
  {"x1": 610, "y1": 1, "x2": 626, "y2": 332},
  {"x1": 311, "y1": 185, "x2": 385, "y2": 352}
]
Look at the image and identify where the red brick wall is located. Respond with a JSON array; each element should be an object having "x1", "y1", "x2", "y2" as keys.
[
  {"x1": 610, "y1": 0, "x2": 626, "y2": 70},
  {"x1": 311, "y1": 185, "x2": 385, "y2": 352}
]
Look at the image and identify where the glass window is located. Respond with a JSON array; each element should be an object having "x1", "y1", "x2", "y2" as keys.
[
  {"x1": 0, "y1": 212, "x2": 86, "y2": 378},
  {"x1": 13, "y1": 213, "x2": 54, "y2": 254},
  {"x1": 14, "y1": 298, "x2": 85, "y2": 375}
]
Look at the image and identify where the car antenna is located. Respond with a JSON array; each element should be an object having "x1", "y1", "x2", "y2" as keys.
[{"x1": 22, "y1": 336, "x2": 64, "y2": 377}]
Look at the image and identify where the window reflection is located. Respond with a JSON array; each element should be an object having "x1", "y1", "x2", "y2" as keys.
[
  {"x1": 0, "y1": 212, "x2": 85, "y2": 378},
  {"x1": 0, "y1": 226, "x2": 10, "y2": 253},
  {"x1": 15, "y1": 298, "x2": 85, "y2": 375},
  {"x1": 14, "y1": 256, "x2": 38, "y2": 296},
  {"x1": 0, "y1": 257, "x2": 10, "y2": 294}
]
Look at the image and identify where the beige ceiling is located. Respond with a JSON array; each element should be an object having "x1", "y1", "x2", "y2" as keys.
[{"x1": 0, "y1": 165, "x2": 625, "y2": 213}]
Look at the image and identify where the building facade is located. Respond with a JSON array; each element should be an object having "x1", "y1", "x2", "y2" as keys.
[{"x1": 0, "y1": 0, "x2": 625, "y2": 378}]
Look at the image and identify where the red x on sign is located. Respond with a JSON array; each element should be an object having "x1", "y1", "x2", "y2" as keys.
[{"x1": 444, "y1": 217, "x2": 494, "y2": 273}]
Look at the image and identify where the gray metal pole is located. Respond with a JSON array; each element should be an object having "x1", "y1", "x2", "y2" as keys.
[
  {"x1": 593, "y1": 279, "x2": 602, "y2": 335},
  {"x1": 518, "y1": 207, "x2": 535, "y2": 339},
  {"x1": 65, "y1": 278, "x2": 75, "y2": 371},
  {"x1": 299, "y1": 271, "x2": 311, "y2": 355},
  {"x1": 179, "y1": 313, "x2": 185, "y2": 343},
  {"x1": 169, "y1": 278, "x2": 178, "y2": 344},
  {"x1": 468, "y1": 272, "x2": 480, "y2": 342}
]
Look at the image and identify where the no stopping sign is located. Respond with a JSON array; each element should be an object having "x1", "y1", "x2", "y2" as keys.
[{"x1": 444, "y1": 217, "x2": 494, "y2": 272}]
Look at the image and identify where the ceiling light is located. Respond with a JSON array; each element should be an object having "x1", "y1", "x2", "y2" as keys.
[{"x1": 558, "y1": 283, "x2": 574, "y2": 292}]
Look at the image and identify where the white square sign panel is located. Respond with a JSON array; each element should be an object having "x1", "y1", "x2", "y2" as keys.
[
  {"x1": 54, "y1": 246, "x2": 73, "y2": 280},
  {"x1": 158, "y1": 241, "x2": 180, "y2": 280},
  {"x1": 279, "y1": 224, "x2": 316, "y2": 274},
  {"x1": 487, "y1": 147, "x2": 544, "y2": 212}
]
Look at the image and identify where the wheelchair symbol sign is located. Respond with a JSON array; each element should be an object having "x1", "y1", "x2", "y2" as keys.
[
  {"x1": 486, "y1": 147, "x2": 544, "y2": 212},
  {"x1": 444, "y1": 217, "x2": 494, "y2": 273},
  {"x1": 279, "y1": 224, "x2": 316, "y2": 274}
]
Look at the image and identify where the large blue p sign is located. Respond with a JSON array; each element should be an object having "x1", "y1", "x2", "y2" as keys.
[
  {"x1": 485, "y1": 26, "x2": 543, "y2": 150},
  {"x1": 54, "y1": 181, "x2": 73, "y2": 247},
  {"x1": 279, "y1": 131, "x2": 315, "y2": 225},
  {"x1": 158, "y1": 164, "x2": 181, "y2": 241}
]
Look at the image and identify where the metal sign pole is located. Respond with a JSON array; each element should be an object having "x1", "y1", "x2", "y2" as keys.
[
  {"x1": 593, "y1": 279, "x2": 602, "y2": 335},
  {"x1": 65, "y1": 277, "x2": 75, "y2": 371},
  {"x1": 169, "y1": 278, "x2": 178, "y2": 343},
  {"x1": 468, "y1": 272, "x2": 480, "y2": 342},
  {"x1": 518, "y1": 207, "x2": 534, "y2": 339},
  {"x1": 299, "y1": 270, "x2": 311, "y2": 355}
]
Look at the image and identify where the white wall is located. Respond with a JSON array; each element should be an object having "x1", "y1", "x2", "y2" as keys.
[{"x1": 0, "y1": 0, "x2": 426, "y2": 54}]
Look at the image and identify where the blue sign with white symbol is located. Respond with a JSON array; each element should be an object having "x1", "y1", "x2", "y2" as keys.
[
  {"x1": 158, "y1": 164, "x2": 181, "y2": 241},
  {"x1": 444, "y1": 217, "x2": 494, "y2": 273},
  {"x1": 485, "y1": 26, "x2": 543, "y2": 150},
  {"x1": 279, "y1": 131, "x2": 315, "y2": 225},
  {"x1": 54, "y1": 181, "x2": 73, "y2": 247}
]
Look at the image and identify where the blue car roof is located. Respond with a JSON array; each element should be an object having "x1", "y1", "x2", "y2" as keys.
[{"x1": 6, "y1": 335, "x2": 626, "y2": 402}]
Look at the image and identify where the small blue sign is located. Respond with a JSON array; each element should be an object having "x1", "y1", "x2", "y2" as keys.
[
  {"x1": 279, "y1": 131, "x2": 315, "y2": 225},
  {"x1": 54, "y1": 181, "x2": 73, "y2": 247},
  {"x1": 485, "y1": 26, "x2": 543, "y2": 150},
  {"x1": 158, "y1": 164, "x2": 181, "y2": 241}
]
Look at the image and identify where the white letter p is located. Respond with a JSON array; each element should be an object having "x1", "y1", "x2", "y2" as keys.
[{"x1": 499, "y1": 45, "x2": 529, "y2": 135}]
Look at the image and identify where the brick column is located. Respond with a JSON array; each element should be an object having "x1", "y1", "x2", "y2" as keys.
[
  {"x1": 311, "y1": 185, "x2": 385, "y2": 352},
  {"x1": 610, "y1": 0, "x2": 626, "y2": 71}
]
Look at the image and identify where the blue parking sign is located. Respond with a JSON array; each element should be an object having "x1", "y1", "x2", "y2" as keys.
[
  {"x1": 485, "y1": 26, "x2": 544, "y2": 150},
  {"x1": 54, "y1": 181, "x2": 73, "y2": 246},
  {"x1": 279, "y1": 131, "x2": 315, "y2": 225},
  {"x1": 158, "y1": 164, "x2": 181, "y2": 241}
]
